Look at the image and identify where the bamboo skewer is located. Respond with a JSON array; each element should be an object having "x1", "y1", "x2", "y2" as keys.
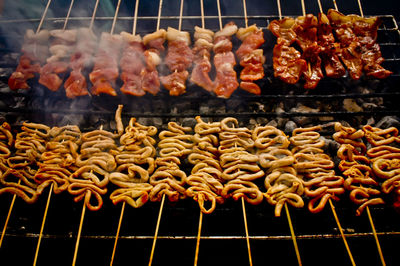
[
  {"x1": 110, "y1": 2, "x2": 141, "y2": 264},
  {"x1": 72, "y1": 200, "x2": 86, "y2": 266},
  {"x1": 333, "y1": 0, "x2": 338, "y2": 11},
  {"x1": 285, "y1": 203, "x2": 302, "y2": 266},
  {"x1": 242, "y1": 0, "x2": 248, "y2": 28},
  {"x1": 357, "y1": 0, "x2": 364, "y2": 18},
  {"x1": 277, "y1": 0, "x2": 282, "y2": 20},
  {"x1": 194, "y1": 209, "x2": 203, "y2": 266},
  {"x1": 366, "y1": 206, "x2": 386, "y2": 266},
  {"x1": 178, "y1": 0, "x2": 184, "y2": 32},
  {"x1": 329, "y1": 198, "x2": 356, "y2": 266},
  {"x1": 242, "y1": 197, "x2": 253, "y2": 266},
  {"x1": 149, "y1": 193, "x2": 166, "y2": 266},
  {"x1": 1, "y1": 0, "x2": 52, "y2": 250},
  {"x1": 216, "y1": 0, "x2": 222, "y2": 33},
  {"x1": 89, "y1": 0, "x2": 100, "y2": 30}
]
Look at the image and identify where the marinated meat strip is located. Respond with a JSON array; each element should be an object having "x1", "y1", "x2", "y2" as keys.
[
  {"x1": 64, "y1": 27, "x2": 97, "y2": 98},
  {"x1": 160, "y1": 27, "x2": 194, "y2": 96},
  {"x1": 39, "y1": 29, "x2": 77, "y2": 92},
  {"x1": 8, "y1": 29, "x2": 50, "y2": 90},
  {"x1": 236, "y1": 25, "x2": 265, "y2": 95},
  {"x1": 89, "y1": 32, "x2": 123, "y2": 96},
  {"x1": 190, "y1": 26, "x2": 215, "y2": 92},
  {"x1": 213, "y1": 22, "x2": 239, "y2": 98}
]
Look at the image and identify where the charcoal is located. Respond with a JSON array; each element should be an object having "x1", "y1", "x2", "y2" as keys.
[
  {"x1": 293, "y1": 116, "x2": 313, "y2": 126},
  {"x1": 199, "y1": 105, "x2": 209, "y2": 114},
  {"x1": 266, "y1": 119, "x2": 277, "y2": 127},
  {"x1": 182, "y1": 117, "x2": 196, "y2": 128},
  {"x1": 376, "y1": 116, "x2": 400, "y2": 128},
  {"x1": 366, "y1": 117, "x2": 375, "y2": 125},
  {"x1": 152, "y1": 117, "x2": 163, "y2": 128},
  {"x1": 226, "y1": 98, "x2": 242, "y2": 111},
  {"x1": 256, "y1": 117, "x2": 269, "y2": 125},
  {"x1": 343, "y1": 99, "x2": 363, "y2": 112},
  {"x1": 284, "y1": 121, "x2": 297, "y2": 133}
]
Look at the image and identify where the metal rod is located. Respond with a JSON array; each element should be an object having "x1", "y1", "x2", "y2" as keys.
[
  {"x1": 285, "y1": 203, "x2": 302, "y2": 266},
  {"x1": 33, "y1": 183, "x2": 53, "y2": 266},
  {"x1": 366, "y1": 206, "x2": 386, "y2": 266},
  {"x1": 36, "y1": 0, "x2": 53, "y2": 33},
  {"x1": 357, "y1": 0, "x2": 364, "y2": 17},
  {"x1": 317, "y1": 0, "x2": 323, "y2": 13},
  {"x1": 329, "y1": 198, "x2": 356, "y2": 266},
  {"x1": 301, "y1": 0, "x2": 306, "y2": 16},
  {"x1": 277, "y1": 0, "x2": 282, "y2": 19},
  {"x1": 89, "y1": 0, "x2": 101, "y2": 30},
  {"x1": 110, "y1": 0, "x2": 123, "y2": 34},
  {"x1": 0, "y1": 179, "x2": 21, "y2": 248},
  {"x1": 133, "y1": 0, "x2": 140, "y2": 35},
  {"x1": 242, "y1": 0, "x2": 248, "y2": 28},
  {"x1": 156, "y1": 0, "x2": 163, "y2": 31},
  {"x1": 110, "y1": 202, "x2": 126, "y2": 266},
  {"x1": 149, "y1": 193, "x2": 166, "y2": 266},
  {"x1": 72, "y1": 200, "x2": 86, "y2": 266},
  {"x1": 62, "y1": 0, "x2": 75, "y2": 30},
  {"x1": 242, "y1": 197, "x2": 253, "y2": 266},
  {"x1": 216, "y1": 0, "x2": 222, "y2": 30},
  {"x1": 200, "y1": 0, "x2": 205, "y2": 28},
  {"x1": 194, "y1": 209, "x2": 203, "y2": 266},
  {"x1": 178, "y1": 0, "x2": 184, "y2": 31}
]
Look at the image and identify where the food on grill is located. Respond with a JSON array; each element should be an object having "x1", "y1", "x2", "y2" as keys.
[
  {"x1": 213, "y1": 22, "x2": 239, "y2": 98},
  {"x1": 89, "y1": 33, "x2": 123, "y2": 96},
  {"x1": 110, "y1": 118, "x2": 157, "y2": 208},
  {"x1": 0, "y1": 122, "x2": 13, "y2": 161},
  {"x1": 8, "y1": 29, "x2": 50, "y2": 90},
  {"x1": 34, "y1": 125, "x2": 81, "y2": 194},
  {"x1": 253, "y1": 125, "x2": 304, "y2": 216},
  {"x1": 291, "y1": 126, "x2": 344, "y2": 213},
  {"x1": 1, "y1": 122, "x2": 50, "y2": 203},
  {"x1": 363, "y1": 125, "x2": 400, "y2": 210},
  {"x1": 142, "y1": 29, "x2": 166, "y2": 95},
  {"x1": 68, "y1": 105, "x2": 123, "y2": 211},
  {"x1": 269, "y1": 18, "x2": 307, "y2": 85},
  {"x1": 236, "y1": 24, "x2": 265, "y2": 95},
  {"x1": 327, "y1": 9, "x2": 392, "y2": 79},
  {"x1": 317, "y1": 13, "x2": 346, "y2": 78},
  {"x1": 219, "y1": 118, "x2": 264, "y2": 204},
  {"x1": 64, "y1": 27, "x2": 97, "y2": 98},
  {"x1": 149, "y1": 122, "x2": 194, "y2": 201},
  {"x1": 39, "y1": 29, "x2": 77, "y2": 92},
  {"x1": 293, "y1": 14, "x2": 323, "y2": 89},
  {"x1": 190, "y1": 26, "x2": 215, "y2": 92},
  {"x1": 186, "y1": 116, "x2": 224, "y2": 214},
  {"x1": 160, "y1": 27, "x2": 194, "y2": 96},
  {"x1": 334, "y1": 123, "x2": 384, "y2": 216}
]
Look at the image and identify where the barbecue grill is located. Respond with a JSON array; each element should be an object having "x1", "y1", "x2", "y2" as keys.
[{"x1": 0, "y1": 0, "x2": 400, "y2": 265}]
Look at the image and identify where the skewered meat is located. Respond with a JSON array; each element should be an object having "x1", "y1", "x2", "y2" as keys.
[
  {"x1": 149, "y1": 122, "x2": 194, "y2": 202},
  {"x1": 186, "y1": 116, "x2": 224, "y2": 214},
  {"x1": 291, "y1": 126, "x2": 344, "y2": 213},
  {"x1": 219, "y1": 118, "x2": 264, "y2": 204},
  {"x1": 334, "y1": 123, "x2": 384, "y2": 215},
  {"x1": 8, "y1": 29, "x2": 50, "y2": 90},
  {"x1": 236, "y1": 25, "x2": 265, "y2": 95},
  {"x1": 160, "y1": 27, "x2": 194, "y2": 96},
  {"x1": 190, "y1": 26, "x2": 215, "y2": 92},
  {"x1": 110, "y1": 118, "x2": 157, "y2": 208},
  {"x1": 64, "y1": 27, "x2": 97, "y2": 98},
  {"x1": 0, "y1": 123, "x2": 50, "y2": 203},
  {"x1": 89, "y1": 33, "x2": 123, "y2": 96},
  {"x1": 39, "y1": 29, "x2": 77, "y2": 92},
  {"x1": 213, "y1": 22, "x2": 239, "y2": 98},
  {"x1": 142, "y1": 29, "x2": 166, "y2": 95},
  {"x1": 68, "y1": 105, "x2": 123, "y2": 211},
  {"x1": 253, "y1": 125, "x2": 304, "y2": 216}
]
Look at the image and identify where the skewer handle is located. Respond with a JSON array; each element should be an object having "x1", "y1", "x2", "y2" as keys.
[
  {"x1": 0, "y1": 179, "x2": 21, "y2": 248},
  {"x1": 62, "y1": 0, "x2": 75, "y2": 30},
  {"x1": 241, "y1": 198, "x2": 253, "y2": 266},
  {"x1": 110, "y1": 202, "x2": 126, "y2": 266},
  {"x1": 149, "y1": 194, "x2": 166, "y2": 266},
  {"x1": 366, "y1": 206, "x2": 386, "y2": 266},
  {"x1": 72, "y1": 200, "x2": 87, "y2": 266},
  {"x1": 36, "y1": 0, "x2": 53, "y2": 33},
  {"x1": 89, "y1": 0, "x2": 101, "y2": 30},
  {"x1": 285, "y1": 203, "x2": 302, "y2": 266},
  {"x1": 194, "y1": 209, "x2": 203, "y2": 266}
]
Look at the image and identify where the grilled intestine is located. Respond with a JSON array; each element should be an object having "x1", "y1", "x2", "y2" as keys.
[
  {"x1": 8, "y1": 29, "x2": 50, "y2": 90},
  {"x1": 110, "y1": 118, "x2": 157, "y2": 208},
  {"x1": 64, "y1": 27, "x2": 97, "y2": 98},
  {"x1": 334, "y1": 123, "x2": 384, "y2": 216},
  {"x1": 362, "y1": 125, "x2": 400, "y2": 210},
  {"x1": 68, "y1": 105, "x2": 123, "y2": 211},
  {"x1": 34, "y1": 125, "x2": 81, "y2": 194},
  {"x1": 190, "y1": 26, "x2": 215, "y2": 92},
  {"x1": 219, "y1": 118, "x2": 264, "y2": 204},
  {"x1": 149, "y1": 122, "x2": 194, "y2": 202},
  {"x1": 291, "y1": 126, "x2": 344, "y2": 213},
  {"x1": 1, "y1": 123, "x2": 50, "y2": 203},
  {"x1": 213, "y1": 22, "x2": 239, "y2": 98},
  {"x1": 253, "y1": 125, "x2": 304, "y2": 216},
  {"x1": 39, "y1": 29, "x2": 77, "y2": 92},
  {"x1": 186, "y1": 116, "x2": 224, "y2": 214},
  {"x1": 89, "y1": 33, "x2": 123, "y2": 96},
  {"x1": 236, "y1": 24, "x2": 265, "y2": 95},
  {"x1": 160, "y1": 27, "x2": 194, "y2": 96}
]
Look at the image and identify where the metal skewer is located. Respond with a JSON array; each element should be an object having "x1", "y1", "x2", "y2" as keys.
[
  {"x1": 148, "y1": 1, "x2": 165, "y2": 265},
  {"x1": 0, "y1": 0, "x2": 53, "y2": 250},
  {"x1": 110, "y1": 2, "x2": 140, "y2": 264},
  {"x1": 285, "y1": 203, "x2": 302, "y2": 266}
]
